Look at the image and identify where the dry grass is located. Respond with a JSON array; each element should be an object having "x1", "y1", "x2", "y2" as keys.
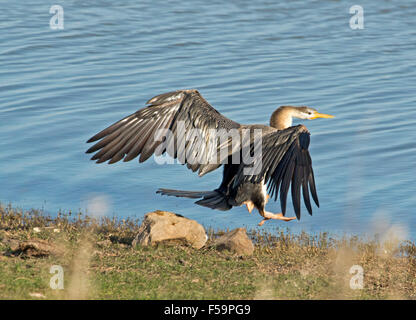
[{"x1": 1, "y1": 204, "x2": 416, "y2": 300}]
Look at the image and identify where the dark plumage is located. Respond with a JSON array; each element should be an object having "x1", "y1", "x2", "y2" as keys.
[{"x1": 86, "y1": 89, "x2": 333, "y2": 225}]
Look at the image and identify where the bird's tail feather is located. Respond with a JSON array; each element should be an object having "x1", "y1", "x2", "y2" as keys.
[{"x1": 156, "y1": 188, "x2": 232, "y2": 211}]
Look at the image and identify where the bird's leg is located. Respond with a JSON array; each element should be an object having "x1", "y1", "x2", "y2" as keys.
[
  {"x1": 265, "y1": 194, "x2": 270, "y2": 204},
  {"x1": 258, "y1": 209, "x2": 296, "y2": 226},
  {"x1": 243, "y1": 201, "x2": 254, "y2": 214}
]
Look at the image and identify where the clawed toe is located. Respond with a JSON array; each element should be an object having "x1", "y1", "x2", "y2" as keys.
[
  {"x1": 258, "y1": 211, "x2": 296, "y2": 226},
  {"x1": 258, "y1": 219, "x2": 268, "y2": 226}
]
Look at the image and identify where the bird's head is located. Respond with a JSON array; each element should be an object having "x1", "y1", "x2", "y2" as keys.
[{"x1": 270, "y1": 106, "x2": 334, "y2": 130}]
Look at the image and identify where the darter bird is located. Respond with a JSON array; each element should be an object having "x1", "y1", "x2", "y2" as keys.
[{"x1": 86, "y1": 90, "x2": 334, "y2": 225}]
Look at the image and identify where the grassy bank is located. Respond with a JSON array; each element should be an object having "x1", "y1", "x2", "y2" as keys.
[{"x1": 1, "y1": 204, "x2": 415, "y2": 300}]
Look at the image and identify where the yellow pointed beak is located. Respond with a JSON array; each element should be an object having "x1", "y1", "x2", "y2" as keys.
[{"x1": 310, "y1": 112, "x2": 334, "y2": 120}]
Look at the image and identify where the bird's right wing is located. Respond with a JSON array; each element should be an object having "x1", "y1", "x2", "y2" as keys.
[
  {"x1": 86, "y1": 89, "x2": 240, "y2": 176},
  {"x1": 234, "y1": 125, "x2": 319, "y2": 219}
]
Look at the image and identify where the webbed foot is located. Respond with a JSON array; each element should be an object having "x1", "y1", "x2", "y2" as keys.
[{"x1": 258, "y1": 211, "x2": 296, "y2": 226}]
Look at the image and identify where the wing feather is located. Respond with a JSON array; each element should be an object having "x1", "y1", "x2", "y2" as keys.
[
  {"x1": 86, "y1": 89, "x2": 240, "y2": 175},
  {"x1": 238, "y1": 125, "x2": 319, "y2": 219}
]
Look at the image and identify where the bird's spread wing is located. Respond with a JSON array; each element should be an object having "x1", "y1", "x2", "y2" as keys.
[
  {"x1": 234, "y1": 125, "x2": 319, "y2": 219},
  {"x1": 86, "y1": 89, "x2": 240, "y2": 176}
]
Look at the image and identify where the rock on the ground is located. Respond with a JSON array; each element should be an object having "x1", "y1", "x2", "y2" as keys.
[
  {"x1": 132, "y1": 210, "x2": 207, "y2": 249},
  {"x1": 29, "y1": 292, "x2": 46, "y2": 299},
  {"x1": 12, "y1": 240, "x2": 62, "y2": 257},
  {"x1": 210, "y1": 228, "x2": 254, "y2": 255},
  {"x1": 96, "y1": 239, "x2": 112, "y2": 248},
  {"x1": 1, "y1": 235, "x2": 20, "y2": 252}
]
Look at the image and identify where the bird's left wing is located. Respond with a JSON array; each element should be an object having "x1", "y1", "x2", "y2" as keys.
[
  {"x1": 234, "y1": 125, "x2": 319, "y2": 219},
  {"x1": 86, "y1": 89, "x2": 240, "y2": 176}
]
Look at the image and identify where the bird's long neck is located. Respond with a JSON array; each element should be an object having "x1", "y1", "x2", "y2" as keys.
[{"x1": 270, "y1": 107, "x2": 293, "y2": 130}]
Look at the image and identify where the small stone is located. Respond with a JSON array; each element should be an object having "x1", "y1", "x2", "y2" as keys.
[
  {"x1": 9, "y1": 240, "x2": 20, "y2": 252},
  {"x1": 33, "y1": 227, "x2": 41, "y2": 233},
  {"x1": 1, "y1": 237, "x2": 20, "y2": 252},
  {"x1": 96, "y1": 239, "x2": 112, "y2": 247},
  {"x1": 12, "y1": 240, "x2": 62, "y2": 257},
  {"x1": 132, "y1": 210, "x2": 207, "y2": 249},
  {"x1": 29, "y1": 292, "x2": 46, "y2": 299},
  {"x1": 210, "y1": 228, "x2": 254, "y2": 256}
]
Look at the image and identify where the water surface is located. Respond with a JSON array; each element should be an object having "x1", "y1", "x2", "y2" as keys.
[{"x1": 1, "y1": 1, "x2": 415, "y2": 239}]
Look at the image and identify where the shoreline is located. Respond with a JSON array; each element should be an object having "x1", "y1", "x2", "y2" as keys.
[{"x1": 1, "y1": 204, "x2": 415, "y2": 299}]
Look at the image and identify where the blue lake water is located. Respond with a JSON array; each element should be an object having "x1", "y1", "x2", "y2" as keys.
[{"x1": 1, "y1": 1, "x2": 415, "y2": 239}]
